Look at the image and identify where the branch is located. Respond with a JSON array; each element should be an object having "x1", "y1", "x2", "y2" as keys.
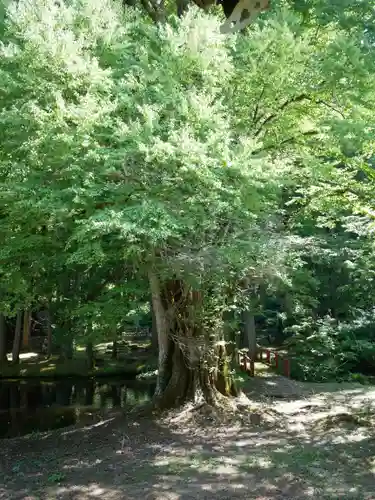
[
  {"x1": 176, "y1": 0, "x2": 189, "y2": 16},
  {"x1": 252, "y1": 85, "x2": 266, "y2": 126},
  {"x1": 140, "y1": 0, "x2": 165, "y2": 23},
  {"x1": 251, "y1": 130, "x2": 319, "y2": 155},
  {"x1": 254, "y1": 94, "x2": 310, "y2": 137},
  {"x1": 253, "y1": 93, "x2": 345, "y2": 138},
  {"x1": 315, "y1": 98, "x2": 345, "y2": 118}
]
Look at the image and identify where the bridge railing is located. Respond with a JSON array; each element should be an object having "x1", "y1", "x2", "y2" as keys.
[{"x1": 237, "y1": 348, "x2": 291, "y2": 378}]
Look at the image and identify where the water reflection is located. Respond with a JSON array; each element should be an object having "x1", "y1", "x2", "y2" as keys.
[{"x1": 0, "y1": 378, "x2": 155, "y2": 439}]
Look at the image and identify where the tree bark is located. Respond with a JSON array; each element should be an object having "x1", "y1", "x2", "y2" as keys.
[
  {"x1": 242, "y1": 278, "x2": 257, "y2": 360},
  {"x1": 63, "y1": 339, "x2": 74, "y2": 360},
  {"x1": 149, "y1": 271, "x2": 171, "y2": 398},
  {"x1": 242, "y1": 309, "x2": 257, "y2": 359},
  {"x1": 176, "y1": 0, "x2": 189, "y2": 16},
  {"x1": 86, "y1": 341, "x2": 94, "y2": 369},
  {"x1": 112, "y1": 340, "x2": 118, "y2": 359},
  {"x1": 149, "y1": 273, "x2": 237, "y2": 409},
  {"x1": 140, "y1": 0, "x2": 166, "y2": 23},
  {"x1": 0, "y1": 313, "x2": 7, "y2": 364},
  {"x1": 46, "y1": 308, "x2": 53, "y2": 357},
  {"x1": 150, "y1": 297, "x2": 158, "y2": 353},
  {"x1": 21, "y1": 308, "x2": 31, "y2": 350},
  {"x1": 12, "y1": 311, "x2": 23, "y2": 364}
]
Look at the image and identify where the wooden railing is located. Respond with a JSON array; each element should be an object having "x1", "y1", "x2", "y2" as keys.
[{"x1": 237, "y1": 348, "x2": 291, "y2": 378}]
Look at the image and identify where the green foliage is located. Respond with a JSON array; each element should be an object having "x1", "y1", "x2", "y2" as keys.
[
  {"x1": 287, "y1": 312, "x2": 375, "y2": 382},
  {"x1": 0, "y1": 0, "x2": 375, "y2": 385},
  {"x1": 0, "y1": 1, "x2": 290, "y2": 339}
]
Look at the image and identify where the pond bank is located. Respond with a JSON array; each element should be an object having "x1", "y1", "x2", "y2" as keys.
[
  {"x1": 0, "y1": 355, "x2": 155, "y2": 379},
  {"x1": 0, "y1": 376, "x2": 156, "y2": 439},
  {"x1": 0, "y1": 339, "x2": 158, "y2": 379}
]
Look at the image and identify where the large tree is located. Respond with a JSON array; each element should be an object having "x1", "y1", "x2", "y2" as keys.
[{"x1": 1, "y1": 0, "x2": 374, "y2": 404}]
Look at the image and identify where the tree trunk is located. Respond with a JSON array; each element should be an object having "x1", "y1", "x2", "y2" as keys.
[
  {"x1": 150, "y1": 297, "x2": 158, "y2": 353},
  {"x1": 149, "y1": 271, "x2": 171, "y2": 398},
  {"x1": 242, "y1": 309, "x2": 257, "y2": 360},
  {"x1": 86, "y1": 341, "x2": 94, "y2": 369},
  {"x1": 112, "y1": 340, "x2": 118, "y2": 359},
  {"x1": 12, "y1": 311, "x2": 23, "y2": 364},
  {"x1": 0, "y1": 313, "x2": 7, "y2": 364},
  {"x1": 46, "y1": 308, "x2": 53, "y2": 357},
  {"x1": 176, "y1": 0, "x2": 189, "y2": 16},
  {"x1": 149, "y1": 273, "x2": 237, "y2": 409},
  {"x1": 85, "y1": 380, "x2": 95, "y2": 405},
  {"x1": 242, "y1": 278, "x2": 257, "y2": 360},
  {"x1": 21, "y1": 308, "x2": 31, "y2": 350}
]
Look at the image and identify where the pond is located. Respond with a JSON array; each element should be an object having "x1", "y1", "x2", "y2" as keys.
[{"x1": 0, "y1": 377, "x2": 155, "y2": 439}]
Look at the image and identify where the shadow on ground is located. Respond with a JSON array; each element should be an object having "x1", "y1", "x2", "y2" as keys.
[{"x1": 1, "y1": 387, "x2": 375, "y2": 500}]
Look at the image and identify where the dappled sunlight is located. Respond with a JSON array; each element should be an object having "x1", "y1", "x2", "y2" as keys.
[
  {"x1": 60, "y1": 417, "x2": 118, "y2": 438},
  {"x1": 40, "y1": 364, "x2": 56, "y2": 372},
  {"x1": 264, "y1": 380, "x2": 277, "y2": 387},
  {"x1": 2, "y1": 407, "x2": 375, "y2": 499},
  {"x1": 6, "y1": 352, "x2": 39, "y2": 361},
  {"x1": 62, "y1": 459, "x2": 104, "y2": 471},
  {"x1": 1, "y1": 0, "x2": 374, "y2": 499},
  {"x1": 94, "y1": 343, "x2": 114, "y2": 350},
  {"x1": 50, "y1": 484, "x2": 123, "y2": 500}
]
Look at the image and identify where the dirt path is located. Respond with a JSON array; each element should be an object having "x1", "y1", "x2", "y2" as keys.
[{"x1": 1, "y1": 379, "x2": 375, "y2": 500}]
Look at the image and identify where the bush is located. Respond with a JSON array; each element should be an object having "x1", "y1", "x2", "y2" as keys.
[{"x1": 286, "y1": 311, "x2": 375, "y2": 382}]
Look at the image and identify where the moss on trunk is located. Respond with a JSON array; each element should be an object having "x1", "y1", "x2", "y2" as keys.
[
  {"x1": 151, "y1": 277, "x2": 238, "y2": 410},
  {"x1": 154, "y1": 336, "x2": 238, "y2": 409}
]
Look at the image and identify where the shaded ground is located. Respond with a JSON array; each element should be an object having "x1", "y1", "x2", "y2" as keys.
[
  {"x1": 0, "y1": 339, "x2": 155, "y2": 379},
  {"x1": 1, "y1": 376, "x2": 375, "y2": 500}
]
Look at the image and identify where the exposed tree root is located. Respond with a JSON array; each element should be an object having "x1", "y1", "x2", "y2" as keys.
[{"x1": 157, "y1": 391, "x2": 284, "y2": 430}]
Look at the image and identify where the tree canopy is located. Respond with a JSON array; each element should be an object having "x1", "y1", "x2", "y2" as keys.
[{"x1": 1, "y1": 0, "x2": 375, "y2": 399}]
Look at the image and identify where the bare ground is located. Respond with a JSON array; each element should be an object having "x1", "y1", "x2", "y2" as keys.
[{"x1": 1, "y1": 375, "x2": 375, "y2": 500}]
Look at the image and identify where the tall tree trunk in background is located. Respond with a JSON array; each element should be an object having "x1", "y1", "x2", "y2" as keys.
[
  {"x1": 242, "y1": 279, "x2": 257, "y2": 360},
  {"x1": 85, "y1": 380, "x2": 95, "y2": 406},
  {"x1": 150, "y1": 297, "x2": 158, "y2": 353},
  {"x1": 59, "y1": 313, "x2": 74, "y2": 360},
  {"x1": 176, "y1": 0, "x2": 189, "y2": 16},
  {"x1": 37, "y1": 308, "x2": 53, "y2": 356},
  {"x1": 58, "y1": 274, "x2": 78, "y2": 360},
  {"x1": 12, "y1": 311, "x2": 23, "y2": 364},
  {"x1": 112, "y1": 340, "x2": 118, "y2": 359},
  {"x1": 86, "y1": 341, "x2": 94, "y2": 369},
  {"x1": 149, "y1": 273, "x2": 237, "y2": 409},
  {"x1": 0, "y1": 313, "x2": 7, "y2": 363},
  {"x1": 46, "y1": 308, "x2": 53, "y2": 357},
  {"x1": 242, "y1": 309, "x2": 257, "y2": 359},
  {"x1": 139, "y1": 0, "x2": 166, "y2": 23},
  {"x1": 21, "y1": 309, "x2": 31, "y2": 350},
  {"x1": 223, "y1": 309, "x2": 238, "y2": 373}
]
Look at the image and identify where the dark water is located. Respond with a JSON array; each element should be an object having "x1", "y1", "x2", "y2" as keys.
[{"x1": 0, "y1": 377, "x2": 155, "y2": 439}]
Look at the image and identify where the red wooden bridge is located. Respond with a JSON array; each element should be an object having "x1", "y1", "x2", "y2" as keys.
[{"x1": 238, "y1": 348, "x2": 291, "y2": 378}]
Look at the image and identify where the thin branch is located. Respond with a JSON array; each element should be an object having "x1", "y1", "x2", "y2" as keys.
[
  {"x1": 253, "y1": 92, "x2": 345, "y2": 138},
  {"x1": 315, "y1": 98, "x2": 345, "y2": 118},
  {"x1": 253, "y1": 94, "x2": 310, "y2": 137},
  {"x1": 251, "y1": 130, "x2": 319, "y2": 155},
  {"x1": 252, "y1": 85, "x2": 266, "y2": 126}
]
